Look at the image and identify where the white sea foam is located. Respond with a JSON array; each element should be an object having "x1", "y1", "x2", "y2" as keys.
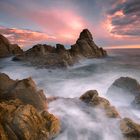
[{"x1": 0, "y1": 49, "x2": 140, "y2": 139}]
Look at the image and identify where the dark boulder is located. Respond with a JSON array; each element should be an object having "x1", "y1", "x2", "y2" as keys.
[
  {"x1": 107, "y1": 77, "x2": 140, "y2": 107},
  {"x1": 0, "y1": 34, "x2": 23, "y2": 58}
]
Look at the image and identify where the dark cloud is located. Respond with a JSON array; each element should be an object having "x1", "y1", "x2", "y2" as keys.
[{"x1": 107, "y1": 0, "x2": 140, "y2": 37}]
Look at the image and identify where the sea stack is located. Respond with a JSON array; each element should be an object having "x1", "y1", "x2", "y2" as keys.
[{"x1": 70, "y1": 29, "x2": 107, "y2": 58}]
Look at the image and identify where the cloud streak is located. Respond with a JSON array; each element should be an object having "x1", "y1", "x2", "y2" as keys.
[{"x1": 0, "y1": 26, "x2": 56, "y2": 47}]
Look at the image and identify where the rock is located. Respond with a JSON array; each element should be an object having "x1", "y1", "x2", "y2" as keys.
[
  {"x1": 107, "y1": 77, "x2": 140, "y2": 108},
  {"x1": 70, "y1": 29, "x2": 107, "y2": 58},
  {"x1": 0, "y1": 34, "x2": 23, "y2": 58},
  {"x1": 14, "y1": 43, "x2": 74, "y2": 68},
  {"x1": 13, "y1": 29, "x2": 107, "y2": 69},
  {"x1": 120, "y1": 118, "x2": 140, "y2": 139},
  {"x1": 107, "y1": 77, "x2": 140, "y2": 96},
  {"x1": 41, "y1": 111, "x2": 60, "y2": 138},
  {"x1": 80, "y1": 90, "x2": 120, "y2": 118},
  {"x1": 0, "y1": 73, "x2": 47, "y2": 110},
  {"x1": 0, "y1": 99, "x2": 60, "y2": 140}
]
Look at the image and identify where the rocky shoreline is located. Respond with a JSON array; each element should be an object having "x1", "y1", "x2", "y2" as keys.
[
  {"x1": 1, "y1": 73, "x2": 140, "y2": 140},
  {"x1": 12, "y1": 29, "x2": 106, "y2": 69},
  {"x1": 1, "y1": 29, "x2": 140, "y2": 140}
]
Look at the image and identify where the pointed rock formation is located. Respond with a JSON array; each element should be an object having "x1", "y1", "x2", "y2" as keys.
[
  {"x1": 13, "y1": 29, "x2": 107, "y2": 68},
  {"x1": 0, "y1": 34, "x2": 23, "y2": 58},
  {"x1": 70, "y1": 29, "x2": 107, "y2": 58}
]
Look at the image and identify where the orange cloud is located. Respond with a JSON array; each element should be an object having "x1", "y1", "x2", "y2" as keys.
[
  {"x1": 106, "y1": 45, "x2": 140, "y2": 49},
  {"x1": 0, "y1": 26, "x2": 56, "y2": 47}
]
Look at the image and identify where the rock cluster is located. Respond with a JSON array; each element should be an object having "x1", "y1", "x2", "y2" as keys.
[
  {"x1": 79, "y1": 89, "x2": 140, "y2": 140},
  {"x1": 0, "y1": 73, "x2": 60, "y2": 140},
  {"x1": 13, "y1": 29, "x2": 107, "y2": 68},
  {"x1": 0, "y1": 34, "x2": 23, "y2": 58}
]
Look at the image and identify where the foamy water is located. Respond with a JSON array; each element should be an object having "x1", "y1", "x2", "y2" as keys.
[{"x1": 1, "y1": 49, "x2": 140, "y2": 139}]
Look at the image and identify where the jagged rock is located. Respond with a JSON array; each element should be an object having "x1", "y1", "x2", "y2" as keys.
[
  {"x1": 120, "y1": 118, "x2": 140, "y2": 140},
  {"x1": 41, "y1": 111, "x2": 60, "y2": 138},
  {"x1": 0, "y1": 99, "x2": 60, "y2": 140},
  {"x1": 0, "y1": 73, "x2": 47, "y2": 110},
  {"x1": 80, "y1": 90, "x2": 120, "y2": 118},
  {"x1": 70, "y1": 29, "x2": 107, "y2": 58},
  {"x1": 14, "y1": 43, "x2": 74, "y2": 68},
  {"x1": 107, "y1": 77, "x2": 140, "y2": 108},
  {"x1": 13, "y1": 29, "x2": 107, "y2": 69},
  {"x1": 0, "y1": 34, "x2": 23, "y2": 58}
]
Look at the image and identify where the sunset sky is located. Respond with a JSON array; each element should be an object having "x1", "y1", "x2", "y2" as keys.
[{"x1": 0, "y1": 0, "x2": 140, "y2": 48}]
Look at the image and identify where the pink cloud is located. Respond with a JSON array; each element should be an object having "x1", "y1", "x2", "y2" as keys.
[
  {"x1": 0, "y1": 26, "x2": 56, "y2": 47},
  {"x1": 25, "y1": 8, "x2": 88, "y2": 43}
]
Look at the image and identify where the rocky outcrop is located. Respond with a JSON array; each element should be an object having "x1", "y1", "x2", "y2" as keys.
[
  {"x1": 70, "y1": 29, "x2": 107, "y2": 58},
  {"x1": 0, "y1": 99, "x2": 60, "y2": 140},
  {"x1": 0, "y1": 73, "x2": 60, "y2": 140},
  {"x1": 80, "y1": 90, "x2": 120, "y2": 118},
  {"x1": 13, "y1": 29, "x2": 107, "y2": 68},
  {"x1": 107, "y1": 77, "x2": 140, "y2": 108},
  {"x1": 13, "y1": 43, "x2": 74, "y2": 68},
  {"x1": 120, "y1": 118, "x2": 140, "y2": 140},
  {"x1": 0, "y1": 73, "x2": 46, "y2": 110},
  {"x1": 0, "y1": 34, "x2": 23, "y2": 58}
]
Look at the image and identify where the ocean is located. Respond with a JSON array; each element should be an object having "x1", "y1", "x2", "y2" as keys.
[{"x1": 0, "y1": 48, "x2": 140, "y2": 140}]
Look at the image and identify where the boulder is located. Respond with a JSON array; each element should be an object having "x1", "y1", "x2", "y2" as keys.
[
  {"x1": 120, "y1": 118, "x2": 140, "y2": 139},
  {"x1": 107, "y1": 77, "x2": 140, "y2": 107},
  {"x1": 80, "y1": 90, "x2": 120, "y2": 118},
  {"x1": 13, "y1": 29, "x2": 107, "y2": 69},
  {"x1": 0, "y1": 73, "x2": 47, "y2": 110},
  {"x1": 0, "y1": 34, "x2": 23, "y2": 57},
  {"x1": 107, "y1": 77, "x2": 140, "y2": 96},
  {"x1": 0, "y1": 99, "x2": 60, "y2": 140}
]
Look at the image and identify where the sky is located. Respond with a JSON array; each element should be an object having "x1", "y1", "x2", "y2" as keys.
[{"x1": 0, "y1": 0, "x2": 140, "y2": 48}]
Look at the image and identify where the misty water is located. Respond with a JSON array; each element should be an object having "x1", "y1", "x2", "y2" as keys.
[{"x1": 1, "y1": 48, "x2": 140, "y2": 140}]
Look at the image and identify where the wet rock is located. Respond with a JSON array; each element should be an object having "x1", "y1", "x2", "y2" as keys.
[
  {"x1": 0, "y1": 73, "x2": 46, "y2": 110},
  {"x1": 0, "y1": 99, "x2": 60, "y2": 140},
  {"x1": 120, "y1": 118, "x2": 140, "y2": 140},
  {"x1": 80, "y1": 90, "x2": 120, "y2": 118},
  {"x1": 107, "y1": 77, "x2": 140, "y2": 96},
  {"x1": 13, "y1": 29, "x2": 107, "y2": 69},
  {"x1": 107, "y1": 77, "x2": 140, "y2": 108},
  {"x1": 0, "y1": 34, "x2": 23, "y2": 58},
  {"x1": 41, "y1": 111, "x2": 60, "y2": 138}
]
